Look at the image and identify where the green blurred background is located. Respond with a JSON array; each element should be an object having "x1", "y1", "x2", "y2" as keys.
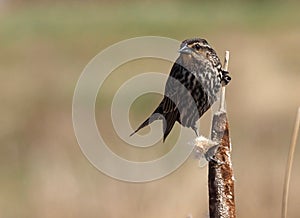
[{"x1": 1, "y1": 0, "x2": 300, "y2": 217}]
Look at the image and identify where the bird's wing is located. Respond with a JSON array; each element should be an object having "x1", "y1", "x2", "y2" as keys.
[
  {"x1": 162, "y1": 62, "x2": 185, "y2": 113},
  {"x1": 164, "y1": 61, "x2": 202, "y2": 128}
]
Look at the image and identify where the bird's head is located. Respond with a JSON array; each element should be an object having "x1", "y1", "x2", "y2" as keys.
[
  {"x1": 178, "y1": 38, "x2": 221, "y2": 69},
  {"x1": 178, "y1": 38, "x2": 211, "y2": 60}
]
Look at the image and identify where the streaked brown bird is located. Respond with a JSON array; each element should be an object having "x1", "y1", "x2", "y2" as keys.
[{"x1": 131, "y1": 38, "x2": 231, "y2": 141}]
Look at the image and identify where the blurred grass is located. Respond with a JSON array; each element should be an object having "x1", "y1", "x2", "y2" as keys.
[
  {"x1": 0, "y1": 1, "x2": 300, "y2": 218},
  {"x1": 1, "y1": 1, "x2": 300, "y2": 44}
]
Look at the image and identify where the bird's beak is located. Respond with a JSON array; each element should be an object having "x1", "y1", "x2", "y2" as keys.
[{"x1": 178, "y1": 44, "x2": 192, "y2": 54}]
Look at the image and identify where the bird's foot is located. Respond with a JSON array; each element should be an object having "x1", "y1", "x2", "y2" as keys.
[
  {"x1": 193, "y1": 136, "x2": 224, "y2": 166},
  {"x1": 191, "y1": 126, "x2": 199, "y2": 137},
  {"x1": 221, "y1": 70, "x2": 231, "y2": 86},
  {"x1": 205, "y1": 147, "x2": 224, "y2": 165}
]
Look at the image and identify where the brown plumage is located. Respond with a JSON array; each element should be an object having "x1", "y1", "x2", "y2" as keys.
[{"x1": 131, "y1": 38, "x2": 231, "y2": 141}]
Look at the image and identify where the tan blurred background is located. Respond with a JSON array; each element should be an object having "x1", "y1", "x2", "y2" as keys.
[{"x1": 1, "y1": 0, "x2": 300, "y2": 217}]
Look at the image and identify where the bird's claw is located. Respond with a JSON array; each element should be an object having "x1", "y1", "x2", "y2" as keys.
[
  {"x1": 204, "y1": 143, "x2": 224, "y2": 165},
  {"x1": 221, "y1": 70, "x2": 231, "y2": 86},
  {"x1": 194, "y1": 136, "x2": 224, "y2": 166},
  {"x1": 205, "y1": 152, "x2": 225, "y2": 165}
]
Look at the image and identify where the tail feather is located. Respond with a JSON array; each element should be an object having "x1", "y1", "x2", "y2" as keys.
[
  {"x1": 130, "y1": 111, "x2": 162, "y2": 137},
  {"x1": 162, "y1": 109, "x2": 179, "y2": 142},
  {"x1": 130, "y1": 117, "x2": 150, "y2": 137},
  {"x1": 130, "y1": 100, "x2": 179, "y2": 142}
]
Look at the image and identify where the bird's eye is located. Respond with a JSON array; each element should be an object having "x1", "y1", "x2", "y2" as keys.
[{"x1": 194, "y1": 44, "x2": 201, "y2": 50}]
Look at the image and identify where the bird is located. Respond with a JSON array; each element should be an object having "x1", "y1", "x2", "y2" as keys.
[{"x1": 130, "y1": 38, "x2": 231, "y2": 142}]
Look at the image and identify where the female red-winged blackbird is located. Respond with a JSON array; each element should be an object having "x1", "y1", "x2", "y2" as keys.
[{"x1": 131, "y1": 38, "x2": 231, "y2": 141}]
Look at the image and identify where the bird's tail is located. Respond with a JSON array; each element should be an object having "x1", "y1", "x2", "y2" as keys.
[
  {"x1": 162, "y1": 109, "x2": 178, "y2": 142},
  {"x1": 130, "y1": 107, "x2": 179, "y2": 142},
  {"x1": 130, "y1": 108, "x2": 163, "y2": 137}
]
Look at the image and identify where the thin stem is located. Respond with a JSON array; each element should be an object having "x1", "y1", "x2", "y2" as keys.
[{"x1": 281, "y1": 107, "x2": 300, "y2": 218}]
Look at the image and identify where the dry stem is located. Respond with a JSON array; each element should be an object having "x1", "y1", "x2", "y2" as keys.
[{"x1": 281, "y1": 107, "x2": 300, "y2": 218}]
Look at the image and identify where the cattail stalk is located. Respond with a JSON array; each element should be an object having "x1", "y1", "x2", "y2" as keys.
[{"x1": 208, "y1": 51, "x2": 236, "y2": 218}]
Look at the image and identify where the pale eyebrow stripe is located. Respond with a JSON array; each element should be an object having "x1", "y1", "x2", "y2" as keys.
[{"x1": 191, "y1": 42, "x2": 211, "y2": 49}]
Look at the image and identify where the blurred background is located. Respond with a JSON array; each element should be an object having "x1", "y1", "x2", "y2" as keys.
[{"x1": 1, "y1": 0, "x2": 300, "y2": 217}]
